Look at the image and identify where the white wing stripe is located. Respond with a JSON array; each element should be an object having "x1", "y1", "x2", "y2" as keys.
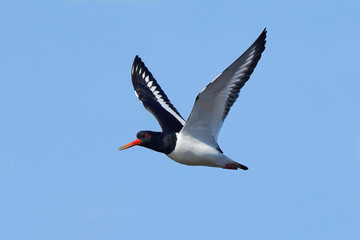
[
  {"x1": 154, "y1": 91, "x2": 186, "y2": 125},
  {"x1": 151, "y1": 89, "x2": 186, "y2": 125},
  {"x1": 136, "y1": 65, "x2": 185, "y2": 125},
  {"x1": 145, "y1": 75, "x2": 150, "y2": 83}
]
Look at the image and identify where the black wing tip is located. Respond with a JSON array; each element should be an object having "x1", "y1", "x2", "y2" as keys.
[
  {"x1": 133, "y1": 55, "x2": 142, "y2": 66},
  {"x1": 255, "y1": 28, "x2": 267, "y2": 47},
  {"x1": 247, "y1": 28, "x2": 267, "y2": 55},
  {"x1": 245, "y1": 28, "x2": 267, "y2": 67},
  {"x1": 132, "y1": 55, "x2": 154, "y2": 80},
  {"x1": 261, "y1": 27, "x2": 267, "y2": 37}
]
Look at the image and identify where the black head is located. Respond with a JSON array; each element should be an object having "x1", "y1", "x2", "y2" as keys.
[
  {"x1": 136, "y1": 131, "x2": 158, "y2": 148},
  {"x1": 119, "y1": 130, "x2": 177, "y2": 154}
]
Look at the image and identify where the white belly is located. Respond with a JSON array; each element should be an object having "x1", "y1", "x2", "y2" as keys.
[{"x1": 167, "y1": 133, "x2": 228, "y2": 168}]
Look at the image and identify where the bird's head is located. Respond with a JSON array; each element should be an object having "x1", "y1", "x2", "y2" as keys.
[
  {"x1": 119, "y1": 131, "x2": 158, "y2": 151},
  {"x1": 119, "y1": 131, "x2": 176, "y2": 154}
]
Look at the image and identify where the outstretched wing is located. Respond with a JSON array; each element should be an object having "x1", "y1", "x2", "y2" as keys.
[
  {"x1": 182, "y1": 29, "x2": 267, "y2": 145},
  {"x1": 131, "y1": 56, "x2": 186, "y2": 133}
]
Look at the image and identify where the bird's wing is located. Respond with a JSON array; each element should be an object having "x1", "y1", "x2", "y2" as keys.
[
  {"x1": 181, "y1": 29, "x2": 267, "y2": 146},
  {"x1": 131, "y1": 56, "x2": 186, "y2": 133}
]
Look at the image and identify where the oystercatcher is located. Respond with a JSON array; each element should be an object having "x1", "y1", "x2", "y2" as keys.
[{"x1": 120, "y1": 29, "x2": 267, "y2": 170}]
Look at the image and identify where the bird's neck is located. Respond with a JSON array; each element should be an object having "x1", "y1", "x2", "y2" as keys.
[{"x1": 148, "y1": 132, "x2": 177, "y2": 155}]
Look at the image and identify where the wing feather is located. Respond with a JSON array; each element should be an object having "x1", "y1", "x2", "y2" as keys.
[
  {"x1": 131, "y1": 56, "x2": 186, "y2": 133},
  {"x1": 182, "y1": 29, "x2": 267, "y2": 145}
]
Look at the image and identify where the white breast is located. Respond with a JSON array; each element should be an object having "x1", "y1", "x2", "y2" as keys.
[{"x1": 167, "y1": 132, "x2": 230, "y2": 168}]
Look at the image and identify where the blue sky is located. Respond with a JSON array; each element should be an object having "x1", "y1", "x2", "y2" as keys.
[{"x1": 1, "y1": 0, "x2": 359, "y2": 239}]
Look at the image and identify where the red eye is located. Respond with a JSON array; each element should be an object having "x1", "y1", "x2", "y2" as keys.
[{"x1": 144, "y1": 134, "x2": 149, "y2": 138}]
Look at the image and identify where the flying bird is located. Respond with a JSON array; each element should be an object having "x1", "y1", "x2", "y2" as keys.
[{"x1": 120, "y1": 29, "x2": 267, "y2": 170}]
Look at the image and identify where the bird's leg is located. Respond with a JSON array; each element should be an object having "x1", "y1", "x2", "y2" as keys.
[{"x1": 224, "y1": 164, "x2": 238, "y2": 170}]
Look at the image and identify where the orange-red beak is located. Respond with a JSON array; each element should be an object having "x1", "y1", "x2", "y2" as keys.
[{"x1": 119, "y1": 139, "x2": 142, "y2": 150}]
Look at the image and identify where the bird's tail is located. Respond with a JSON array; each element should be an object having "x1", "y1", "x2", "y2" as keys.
[{"x1": 224, "y1": 161, "x2": 248, "y2": 170}]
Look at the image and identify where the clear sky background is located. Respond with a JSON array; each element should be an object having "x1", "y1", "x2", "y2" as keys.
[{"x1": 1, "y1": 0, "x2": 359, "y2": 239}]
